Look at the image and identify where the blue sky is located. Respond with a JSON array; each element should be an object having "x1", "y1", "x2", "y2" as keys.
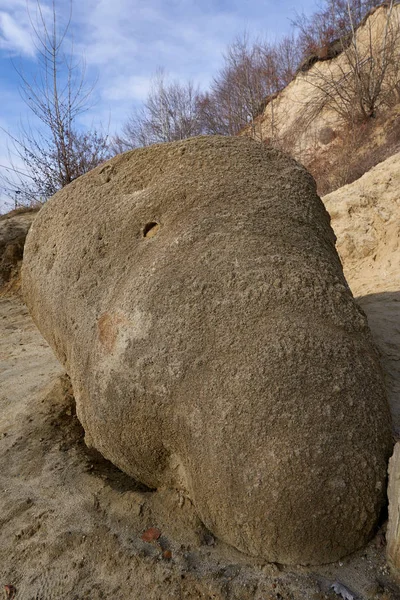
[{"x1": 0, "y1": 0, "x2": 316, "y2": 210}]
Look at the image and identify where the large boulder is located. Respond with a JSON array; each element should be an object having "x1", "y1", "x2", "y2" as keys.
[{"x1": 22, "y1": 136, "x2": 392, "y2": 565}]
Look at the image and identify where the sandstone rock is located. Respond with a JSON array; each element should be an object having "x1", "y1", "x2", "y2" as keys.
[
  {"x1": 0, "y1": 208, "x2": 38, "y2": 286},
  {"x1": 22, "y1": 135, "x2": 392, "y2": 565},
  {"x1": 323, "y1": 153, "x2": 400, "y2": 278},
  {"x1": 387, "y1": 442, "x2": 400, "y2": 577},
  {"x1": 323, "y1": 152, "x2": 400, "y2": 434}
]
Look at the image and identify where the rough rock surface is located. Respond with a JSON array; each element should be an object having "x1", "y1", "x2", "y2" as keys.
[
  {"x1": 323, "y1": 152, "x2": 400, "y2": 434},
  {"x1": 387, "y1": 442, "x2": 400, "y2": 577},
  {"x1": 1, "y1": 295, "x2": 398, "y2": 600},
  {"x1": 0, "y1": 209, "x2": 38, "y2": 286},
  {"x1": 22, "y1": 135, "x2": 392, "y2": 566}
]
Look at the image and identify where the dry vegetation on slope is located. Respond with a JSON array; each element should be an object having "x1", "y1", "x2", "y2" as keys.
[{"x1": 243, "y1": 3, "x2": 400, "y2": 195}]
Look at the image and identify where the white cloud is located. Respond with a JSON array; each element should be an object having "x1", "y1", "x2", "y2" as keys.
[
  {"x1": 102, "y1": 75, "x2": 152, "y2": 102},
  {"x1": 70, "y1": 0, "x2": 250, "y2": 130},
  {"x1": 0, "y1": 11, "x2": 36, "y2": 57},
  {"x1": 0, "y1": 0, "x2": 71, "y2": 59}
]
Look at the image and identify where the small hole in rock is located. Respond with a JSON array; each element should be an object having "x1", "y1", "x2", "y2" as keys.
[{"x1": 143, "y1": 222, "x2": 160, "y2": 238}]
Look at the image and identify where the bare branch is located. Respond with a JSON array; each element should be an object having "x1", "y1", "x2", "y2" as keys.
[
  {"x1": 301, "y1": 2, "x2": 400, "y2": 123},
  {"x1": 0, "y1": 0, "x2": 110, "y2": 206},
  {"x1": 114, "y1": 71, "x2": 205, "y2": 150}
]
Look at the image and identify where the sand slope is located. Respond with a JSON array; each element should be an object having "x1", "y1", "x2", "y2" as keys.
[
  {"x1": 242, "y1": 4, "x2": 400, "y2": 160},
  {"x1": 324, "y1": 152, "x2": 400, "y2": 436}
]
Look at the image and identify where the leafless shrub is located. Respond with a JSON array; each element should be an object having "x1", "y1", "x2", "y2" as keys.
[
  {"x1": 198, "y1": 33, "x2": 296, "y2": 137},
  {"x1": 301, "y1": 1, "x2": 400, "y2": 124},
  {"x1": 113, "y1": 70, "x2": 204, "y2": 151},
  {"x1": 274, "y1": 34, "x2": 303, "y2": 88},
  {"x1": 308, "y1": 107, "x2": 400, "y2": 195},
  {"x1": 0, "y1": 0, "x2": 110, "y2": 207},
  {"x1": 115, "y1": 31, "x2": 300, "y2": 147},
  {"x1": 293, "y1": 0, "x2": 380, "y2": 60}
]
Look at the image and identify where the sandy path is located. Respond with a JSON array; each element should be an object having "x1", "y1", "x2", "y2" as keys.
[{"x1": 0, "y1": 295, "x2": 63, "y2": 428}]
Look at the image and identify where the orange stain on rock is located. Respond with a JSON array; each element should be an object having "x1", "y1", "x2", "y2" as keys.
[{"x1": 97, "y1": 312, "x2": 128, "y2": 353}]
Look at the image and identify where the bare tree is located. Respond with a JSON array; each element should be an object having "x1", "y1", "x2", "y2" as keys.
[
  {"x1": 113, "y1": 70, "x2": 204, "y2": 151},
  {"x1": 273, "y1": 34, "x2": 302, "y2": 89},
  {"x1": 293, "y1": 0, "x2": 380, "y2": 61},
  {"x1": 114, "y1": 32, "x2": 301, "y2": 149},
  {"x1": 0, "y1": 0, "x2": 110, "y2": 207},
  {"x1": 302, "y1": 1, "x2": 400, "y2": 123},
  {"x1": 199, "y1": 34, "x2": 284, "y2": 137}
]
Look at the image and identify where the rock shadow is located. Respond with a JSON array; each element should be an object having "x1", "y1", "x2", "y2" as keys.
[{"x1": 357, "y1": 290, "x2": 400, "y2": 437}]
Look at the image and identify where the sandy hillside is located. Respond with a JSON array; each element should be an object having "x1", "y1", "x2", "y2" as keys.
[
  {"x1": 323, "y1": 151, "x2": 400, "y2": 436},
  {"x1": 240, "y1": 5, "x2": 400, "y2": 197},
  {"x1": 244, "y1": 4, "x2": 400, "y2": 159},
  {"x1": 0, "y1": 152, "x2": 400, "y2": 597}
]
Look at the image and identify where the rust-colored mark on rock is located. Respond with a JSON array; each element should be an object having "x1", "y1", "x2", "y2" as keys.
[
  {"x1": 4, "y1": 585, "x2": 16, "y2": 599},
  {"x1": 98, "y1": 312, "x2": 128, "y2": 353},
  {"x1": 141, "y1": 527, "x2": 161, "y2": 542}
]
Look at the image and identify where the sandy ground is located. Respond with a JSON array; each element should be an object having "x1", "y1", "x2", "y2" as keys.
[{"x1": 0, "y1": 292, "x2": 399, "y2": 599}]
